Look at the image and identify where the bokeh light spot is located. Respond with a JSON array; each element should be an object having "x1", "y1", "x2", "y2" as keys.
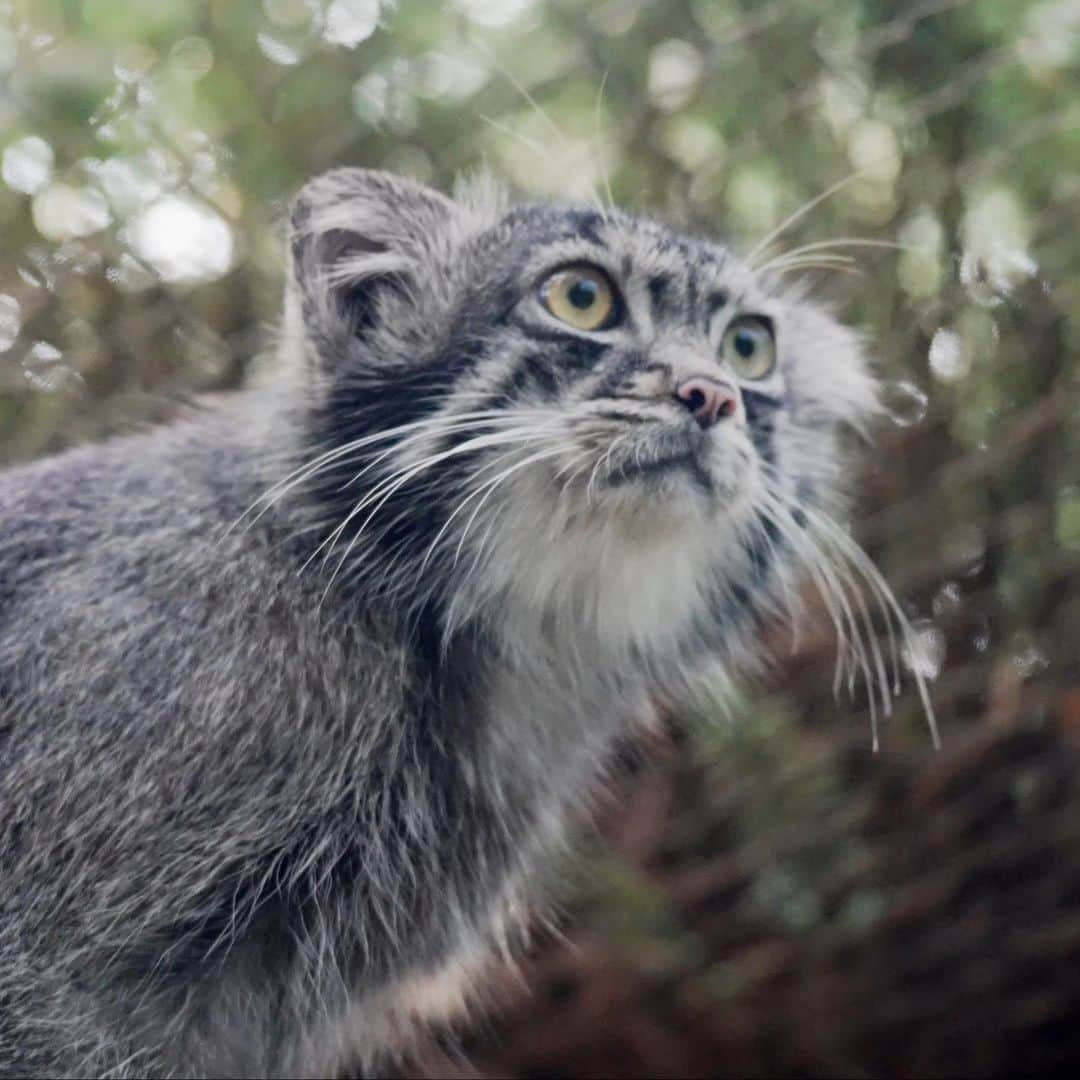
[
  {"x1": 129, "y1": 196, "x2": 234, "y2": 284},
  {"x1": 2, "y1": 136, "x2": 54, "y2": 195}
]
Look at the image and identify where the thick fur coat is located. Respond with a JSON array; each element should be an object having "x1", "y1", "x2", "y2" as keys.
[{"x1": 0, "y1": 169, "x2": 911, "y2": 1077}]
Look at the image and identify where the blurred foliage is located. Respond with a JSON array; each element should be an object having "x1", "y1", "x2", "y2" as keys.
[{"x1": 1, "y1": 0, "x2": 1079, "y2": 1072}]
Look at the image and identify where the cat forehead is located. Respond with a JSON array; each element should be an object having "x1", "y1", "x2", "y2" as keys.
[{"x1": 475, "y1": 202, "x2": 765, "y2": 306}]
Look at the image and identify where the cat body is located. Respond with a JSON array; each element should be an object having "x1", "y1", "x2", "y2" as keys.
[
  {"x1": 0, "y1": 409, "x2": 629, "y2": 1076},
  {"x1": 0, "y1": 170, "x2": 878, "y2": 1077}
]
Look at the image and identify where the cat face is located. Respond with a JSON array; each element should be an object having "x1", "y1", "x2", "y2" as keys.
[{"x1": 285, "y1": 169, "x2": 878, "y2": 658}]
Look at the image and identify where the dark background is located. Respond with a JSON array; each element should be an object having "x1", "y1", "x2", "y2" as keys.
[{"x1": 2, "y1": 1, "x2": 1078, "y2": 1075}]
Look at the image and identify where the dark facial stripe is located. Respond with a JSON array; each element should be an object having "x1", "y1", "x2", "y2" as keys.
[
  {"x1": 559, "y1": 335, "x2": 612, "y2": 372},
  {"x1": 483, "y1": 351, "x2": 560, "y2": 409},
  {"x1": 521, "y1": 353, "x2": 559, "y2": 395},
  {"x1": 647, "y1": 274, "x2": 672, "y2": 322},
  {"x1": 742, "y1": 387, "x2": 782, "y2": 467},
  {"x1": 707, "y1": 290, "x2": 730, "y2": 320},
  {"x1": 509, "y1": 322, "x2": 613, "y2": 373},
  {"x1": 587, "y1": 348, "x2": 651, "y2": 400},
  {"x1": 566, "y1": 209, "x2": 606, "y2": 247},
  {"x1": 589, "y1": 392, "x2": 660, "y2": 406},
  {"x1": 493, "y1": 208, "x2": 610, "y2": 267},
  {"x1": 591, "y1": 409, "x2": 652, "y2": 424},
  {"x1": 742, "y1": 387, "x2": 782, "y2": 419},
  {"x1": 300, "y1": 336, "x2": 488, "y2": 594},
  {"x1": 685, "y1": 274, "x2": 699, "y2": 325}
]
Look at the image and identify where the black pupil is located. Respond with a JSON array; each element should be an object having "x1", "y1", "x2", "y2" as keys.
[
  {"x1": 734, "y1": 329, "x2": 757, "y2": 358},
  {"x1": 567, "y1": 278, "x2": 598, "y2": 310}
]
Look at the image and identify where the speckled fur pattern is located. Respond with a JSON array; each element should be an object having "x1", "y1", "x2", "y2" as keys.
[{"x1": 0, "y1": 168, "x2": 883, "y2": 1077}]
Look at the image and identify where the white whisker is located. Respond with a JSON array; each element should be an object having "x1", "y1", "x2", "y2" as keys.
[
  {"x1": 767, "y1": 260, "x2": 864, "y2": 279},
  {"x1": 594, "y1": 70, "x2": 616, "y2": 216},
  {"x1": 317, "y1": 423, "x2": 561, "y2": 600},
  {"x1": 758, "y1": 237, "x2": 922, "y2": 275},
  {"x1": 757, "y1": 489, "x2": 873, "y2": 720},
  {"x1": 799, "y1": 503, "x2": 939, "y2": 747},
  {"x1": 415, "y1": 436, "x2": 560, "y2": 578},
  {"x1": 451, "y1": 447, "x2": 566, "y2": 568},
  {"x1": 478, "y1": 114, "x2": 549, "y2": 159},
  {"x1": 745, "y1": 172, "x2": 865, "y2": 266},
  {"x1": 755, "y1": 469, "x2": 940, "y2": 750},
  {"x1": 229, "y1": 409, "x2": 545, "y2": 534}
]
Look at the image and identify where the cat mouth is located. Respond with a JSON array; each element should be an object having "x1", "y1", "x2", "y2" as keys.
[
  {"x1": 608, "y1": 449, "x2": 694, "y2": 483},
  {"x1": 603, "y1": 434, "x2": 715, "y2": 494}
]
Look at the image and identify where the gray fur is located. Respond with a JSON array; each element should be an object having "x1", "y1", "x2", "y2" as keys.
[{"x1": 0, "y1": 168, "x2": 898, "y2": 1077}]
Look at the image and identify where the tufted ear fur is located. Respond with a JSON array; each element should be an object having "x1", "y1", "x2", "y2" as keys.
[{"x1": 286, "y1": 168, "x2": 461, "y2": 367}]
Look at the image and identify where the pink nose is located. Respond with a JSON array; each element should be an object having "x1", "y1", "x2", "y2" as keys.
[{"x1": 674, "y1": 377, "x2": 739, "y2": 429}]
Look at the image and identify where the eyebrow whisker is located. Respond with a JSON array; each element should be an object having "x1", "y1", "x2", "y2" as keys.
[{"x1": 745, "y1": 172, "x2": 866, "y2": 267}]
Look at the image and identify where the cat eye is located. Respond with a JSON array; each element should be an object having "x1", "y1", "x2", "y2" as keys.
[
  {"x1": 540, "y1": 265, "x2": 617, "y2": 332},
  {"x1": 722, "y1": 316, "x2": 776, "y2": 380}
]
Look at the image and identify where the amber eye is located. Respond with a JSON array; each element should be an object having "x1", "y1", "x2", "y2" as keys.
[
  {"x1": 722, "y1": 316, "x2": 776, "y2": 380},
  {"x1": 540, "y1": 265, "x2": 617, "y2": 331}
]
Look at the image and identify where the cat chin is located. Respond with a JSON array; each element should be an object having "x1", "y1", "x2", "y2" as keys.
[
  {"x1": 576, "y1": 424, "x2": 759, "y2": 514},
  {"x1": 581, "y1": 456, "x2": 759, "y2": 542},
  {"x1": 455, "y1": 474, "x2": 753, "y2": 659}
]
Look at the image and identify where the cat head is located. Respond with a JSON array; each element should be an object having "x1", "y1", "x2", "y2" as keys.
[{"x1": 282, "y1": 168, "x2": 879, "y2": 667}]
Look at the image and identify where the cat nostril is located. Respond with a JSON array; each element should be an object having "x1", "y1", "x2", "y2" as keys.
[{"x1": 674, "y1": 377, "x2": 739, "y2": 429}]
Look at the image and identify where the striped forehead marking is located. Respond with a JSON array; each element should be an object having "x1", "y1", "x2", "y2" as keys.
[{"x1": 645, "y1": 270, "x2": 730, "y2": 329}]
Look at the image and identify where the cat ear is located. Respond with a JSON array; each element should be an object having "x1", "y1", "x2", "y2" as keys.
[{"x1": 287, "y1": 168, "x2": 458, "y2": 355}]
